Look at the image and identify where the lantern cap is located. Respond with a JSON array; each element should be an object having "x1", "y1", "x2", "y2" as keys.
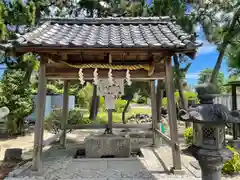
[
  {"x1": 179, "y1": 104, "x2": 240, "y2": 124},
  {"x1": 179, "y1": 83, "x2": 240, "y2": 124},
  {"x1": 195, "y1": 83, "x2": 219, "y2": 103}
]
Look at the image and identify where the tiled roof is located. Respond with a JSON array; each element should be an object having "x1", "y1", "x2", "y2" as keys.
[{"x1": 12, "y1": 17, "x2": 201, "y2": 49}]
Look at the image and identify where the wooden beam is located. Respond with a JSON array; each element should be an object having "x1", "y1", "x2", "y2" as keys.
[
  {"x1": 164, "y1": 58, "x2": 182, "y2": 170},
  {"x1": 46, "y1": 73, "x2": 165, "y2": 80},
  {"x1": 32, "y1": 57, "x2": 47, "y2": 172},
  {"x1": 107, "y1": 109, "x2": 113, "y2": 133},
  {"x1": 47, "y1": 75, "x2": 165, "y2": 80},
  {"x1": 46, "y1": 62, "x2": 165, "y2": 69},
  {"x1": 39, "y1": 53, "x2": 62, "y2": 63},
  {"x1": 42, "y1": 52, "x2": 154, "y2": 65},
  {"x1": 156, "y1": 80, "x2": 164, "y2": 145},
  {"x1": 15, "y1": 47, "x2": 194, "y2": 55},
  {"x1": 80, "y1": 52, "x2": 84, "y2": 62},
  {"x1": 150, "y1": 80, "x2": 158, "y2": 146},
  {"x1": 46, "y1": 65, "x2": 165, "y2": 80},
  {"x1": 66, "y1": 123, "x2": 152, "y2": 130},
  {"x1": 109, "y1": 53, "x2": 112, "y2": 64},
  {"x1": 148, "y1": 62, "x2": 155, "y2": 76},
  {"x1": 155, "y1": 129, "x2": 179, "y2": 149},
  {"x1": 156, "y1": 80, "x2": 164, "y2": 123},
  {"x1": 60, "y1": 80, "x2": 69, "y2": 148}
]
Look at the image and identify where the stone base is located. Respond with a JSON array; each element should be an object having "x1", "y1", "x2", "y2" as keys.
[
  {"x1": 172, "y1": 169, "x2": 186, "y2": 175},
  {"x1": 4, "y1": 148, "x2": 22, "y2": 161},
  {"x1": 169, "y1": 167, "x2": 185, "y2": 175},
  {"x1": 190, "y1": 161, "x2": 201, "y2": 170},
  {"x1": 84, "y1": 134, "x2": 131, "y2": 158}
]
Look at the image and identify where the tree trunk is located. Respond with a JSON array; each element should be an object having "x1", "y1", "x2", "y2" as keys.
[
  {"x1": 16, "y1": 118, "x2": 24, "y2": 135},
  {"x1": 209, "y1": 9, "x2": 240, "y2": 84},
  {"x1": 23, "y1": 65, "x2": 33, "y2": 83},
  {"x1": 209, "y1": 45, "x2": 227, "y2": 85},
  {"x1": 122, "y1": 99, "x2": 131, "y2": 124},
  {"x1": 74, "y1": 85, "x2": 82, "y2": 94},
  {"x1": 95, "y1": 95, "x2": 100, "y2": 117},
  {"x1": 173, "y1": 55, "x2": 190, "y2": 127},
  {"x1": 89, "y1": 84, "x2": 99, "y2": 120}
]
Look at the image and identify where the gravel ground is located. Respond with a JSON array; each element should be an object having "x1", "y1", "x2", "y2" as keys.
[
  {"x1": 0, "y1": 130, "x2": 54, "y2": 180},
  {"x1": 2, "y1": 129, "x2": 240, "y2": 180}
]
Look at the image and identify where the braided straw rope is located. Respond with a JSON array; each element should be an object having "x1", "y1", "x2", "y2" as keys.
[{"x1": 62, "y1": 61, "x2": 151, "y2": 71}]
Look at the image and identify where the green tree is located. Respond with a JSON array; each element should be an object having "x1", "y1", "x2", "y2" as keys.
[
  {"x1": 197, "y1": 68, "x2": 226, "y2": 93},
  {"x1": 224, "y1": 73, "x2": 240, "y2": 93},
  {"x1": 192, "y1": 1, "x2": 240, "y2": 85},
  {"x1": 0, "y1": 68, "x2": 33, "y2": 134},
  {"x1": 0, "y1": 0, "x2": 80, "y2": 134},
  {"x1": 121, "y1": 81, "x2": 150, "y2": 124},
  {"x1": 85, "y1": 0, "x2": 150, "y2": 120},
  {"x1": 76, "y1": 83, "x2": 93, "y2": 109},
  {"x1": 77, "y1": 0, "x2": 112, "y2": 17},
  {"x1": 226, "y1": 38, "x2": 240, "y2": 75},
  {"x1": 150, "y1": 1, "x2": 196, "y2": 128},
  {"x1": 173, "y1": 55, "x2": 192, "y2": 127}
]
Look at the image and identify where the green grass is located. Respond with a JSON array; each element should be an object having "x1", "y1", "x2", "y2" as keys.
[
  {"x1": 83, "y1": 107, "x2": 152, "y2": 124},
  {"x1": 128, "y1": 108, "x2": 151, "y2": 115}
]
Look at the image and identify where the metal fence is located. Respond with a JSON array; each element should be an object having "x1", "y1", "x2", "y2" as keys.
[{"x1": 214, "y1": 94, "x2": 240, "y2": 137}]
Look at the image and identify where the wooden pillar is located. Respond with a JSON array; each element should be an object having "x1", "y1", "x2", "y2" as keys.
[
  {"x1": 156, "y1": 80, "x2": 164, "y2": 145},
  {"x1": 60, "y1": 80, "x2": 69, "y2": 148},
  {"x1": 231, "y1": 85, "x2": 238, "y2": 139},
  {"x1": 164, "y1": 58, "x2": 182, "y2": 170},
  {"x1": 32, "y1": 58, "x2": 47, "y2": 172},
  {"x1": 156, "y1": 80, "x2": 164, "y2": 123},
  {"x1": 150, "y1": 80, "x2": 158, "y2": 146},
  {"x1": 107, "y1": 109, "x2": 113, "y2": 134}
]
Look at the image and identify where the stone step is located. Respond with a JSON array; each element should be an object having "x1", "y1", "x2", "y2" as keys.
[{"x1": 140, "y1": 147, "x2": 165, "y2": 172}]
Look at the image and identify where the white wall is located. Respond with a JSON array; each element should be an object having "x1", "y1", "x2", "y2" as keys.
[{"x1": 25, "y1": 95, "x2": 75, "y2": 121}]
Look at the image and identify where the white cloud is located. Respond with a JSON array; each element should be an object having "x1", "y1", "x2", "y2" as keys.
[
  {"x1": 194, "y1": 24, "x2": 217, "y2": 56},
  {"x1": 186, "y1": 73, "x2": 199, "y2": 79},
  {"x1": 196, "y1": 39, "x2": 216, "y2": 56}
]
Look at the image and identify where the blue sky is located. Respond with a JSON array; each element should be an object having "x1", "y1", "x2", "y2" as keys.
[
  {"x1": 185, "y1": 25, "x2": 229, "y2": 86},
  {"x1": 183, "y1": 3, "x2": 229, "y2": 87},
  {"x1": 145, "y1": 1, "x2": 229, "y2": 87}
]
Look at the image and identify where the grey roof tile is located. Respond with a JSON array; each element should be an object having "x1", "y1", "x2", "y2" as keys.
[{"x1": 12, "y1": 17, "x2": 201, "y2": 49}]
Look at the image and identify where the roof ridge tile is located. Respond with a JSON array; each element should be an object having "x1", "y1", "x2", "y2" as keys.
[
  {"x1": 40, "y1": 16, "x2": 174, "y2": 25},
  {"x1": 0, "y1": 16, "x2": 202, "y2": 53}
]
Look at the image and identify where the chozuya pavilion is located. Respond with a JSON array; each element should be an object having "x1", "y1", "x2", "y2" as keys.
[{"x1": 0, "y1": 17, "x2": 201, "y2": 173}]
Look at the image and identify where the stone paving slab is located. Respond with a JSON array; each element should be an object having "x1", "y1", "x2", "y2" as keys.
[
  {"x1": 154, "y1": 145, "x2": 200, "y2": 177},
  {"x1": 3, "y1": 129, "x2": 240, "y2": 180},
  {"x1": 4, "y1": 146, "x2": 184, "y2": 180},
  {"x1": 141, "y1": 148, "x2": 164, "y2": 172},
  {"x1": 0, "y1": 131, "x2": 53, "y2": 161},
  {"x1": 1, "y1": 176, "x2": 217, "y2": 180},
  {"x1": 2, "y1": 146, "x2": 205, "y2": 180}
]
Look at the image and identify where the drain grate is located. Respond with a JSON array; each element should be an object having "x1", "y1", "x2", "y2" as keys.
[
  {"x1": 101, "y1": 155, "x2": 115, "y2": 158},
  {"x1": 73, "y1": 149, "x2": 144, "y2": 159}
]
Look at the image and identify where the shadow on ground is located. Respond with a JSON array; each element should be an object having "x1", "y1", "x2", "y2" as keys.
[
  {"x1": 0, "y1": 125, "x2": 35, "y2": 142},
  {"x1": 5, "y1": 132, "x2": 176, "y2": 180}
]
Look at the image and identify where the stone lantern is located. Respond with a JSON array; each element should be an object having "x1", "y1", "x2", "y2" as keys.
[
  {"x1": 179, "y1": 83, "x2": 240, "y2": 180},
  {"x1": 0, "y1": 107, "x2": 9, "y2": 134}
]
